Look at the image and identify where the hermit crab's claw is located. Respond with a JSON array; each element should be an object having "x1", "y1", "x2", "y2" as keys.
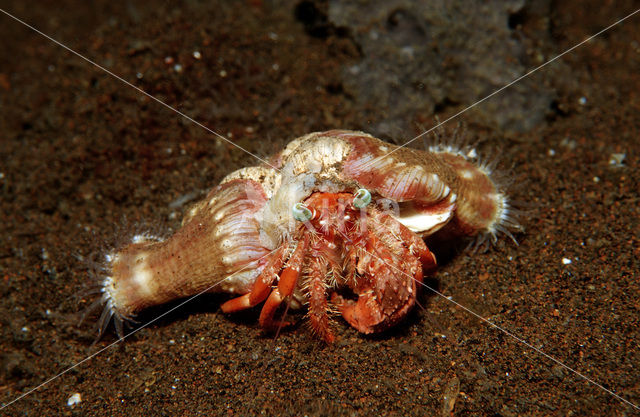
[
  {"x1": 336, "y1": 216, "x2": 437, "y2": 334},
  {"x1": 335, "y1": 246, "x2": 426, "y2": 334}
]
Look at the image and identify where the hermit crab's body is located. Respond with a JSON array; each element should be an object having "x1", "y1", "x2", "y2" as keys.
[{"x1": 90, "y1": 130, "x2": 516, "y2": 341}]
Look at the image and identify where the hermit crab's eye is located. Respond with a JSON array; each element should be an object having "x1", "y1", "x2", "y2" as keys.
[
  {"x1": 353, "y1": 188, "x2": 372, "y2": 209},
  {"x1": 292, "y1": 202, "x2": 314, "y2": 222}
]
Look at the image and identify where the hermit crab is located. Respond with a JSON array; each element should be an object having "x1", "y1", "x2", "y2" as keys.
[{"x1": 85, "y1": 130, "x2": 517, "y2": 342}]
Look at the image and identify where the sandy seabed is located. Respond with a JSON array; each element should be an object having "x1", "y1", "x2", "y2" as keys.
[{"x1": 1, "y1": 1, "x2": 639, "y2": 416}]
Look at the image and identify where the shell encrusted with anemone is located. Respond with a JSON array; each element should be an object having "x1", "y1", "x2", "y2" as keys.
[{"x1": 87, "y1": 130, "x2": 519, "y2": 342}]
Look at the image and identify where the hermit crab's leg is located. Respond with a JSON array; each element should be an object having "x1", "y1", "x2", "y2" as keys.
[
  {"x1": 258, "y1": 234, "x2": 308, "y2": 330},
  {"x1": 306, "y1": 243, "x2": 337, "y2": 343},
  {"x1": 343, "y1": 244, "x2": 358, "y2": 287},
  {"x1": 220, "y1": 245, "x2": 288, "y2": 313}
]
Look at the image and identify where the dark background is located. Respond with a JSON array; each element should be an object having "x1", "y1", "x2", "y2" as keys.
[{"x1": 1, "y1": 1, "x2": 639, "y2": 415}]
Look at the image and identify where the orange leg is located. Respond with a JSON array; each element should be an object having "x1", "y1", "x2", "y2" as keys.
[
  {"x1": 307, "y1": 252, "x2": 335, "y2": 343},
  {"x1": 220, "y1": 245, "x2": 287, "y2": 313},
  {"x1": 258, "y1": 235, "x2": 308, "y2": 330}
]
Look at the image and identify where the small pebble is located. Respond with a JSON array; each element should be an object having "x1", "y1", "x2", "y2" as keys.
[
  {"x1": 67, "y1": 393, "x2": 82, "y2": 407},
  {"x1": 608, "y1": 153, "x2": 626, "y2": 167},
  {"x1": 560, "y1": 137, "x2": 577, "y2": 150},
  {"x1": 562, "y1": 258, "x2": 572, "y2": 265},
  {"x1": 192, "y1": 51, "x2": 202, "y2": 59}
]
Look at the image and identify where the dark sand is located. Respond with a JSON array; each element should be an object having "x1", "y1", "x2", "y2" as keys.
[{"x1": 1, "y1": 1, "x2": 639, "y2": 416}]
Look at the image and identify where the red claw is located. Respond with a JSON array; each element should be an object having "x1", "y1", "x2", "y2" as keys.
[{"x1": 335, "y1": 214, "x2": 435, "y2": 334}]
